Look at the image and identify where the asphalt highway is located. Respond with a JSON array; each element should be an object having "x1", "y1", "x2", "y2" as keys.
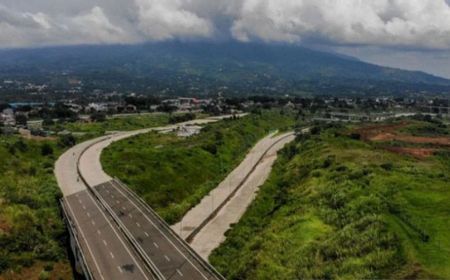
[
  {"x1": 55, "y1": 115, "x2": 241, "y2": 280},
  {"x1": 64, "y1": 189, "x2": 153, "y2": 280},
  {"x1": 92, "y1": 180, "x2": 219, "y2": 279}
]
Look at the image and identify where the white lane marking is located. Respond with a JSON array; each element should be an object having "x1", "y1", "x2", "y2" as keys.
[
  {"x1": 177, "y1": 269, "x2": 183, "y2": 277},
  {"x1": 136, "y1": 222, "x2": 141, "y2": 228},
  {"x1": 85, "y1": 192, "x2": 150, "y2": 280},
  {"x1": 153, "y1": 242, "x2": 159, "y2": 248},
  {"x1": 91, "y1": 220, "x2": 96, "y2": 226},
  {"x1": 129, "y1": 214, "x2": 133, "y2": 218},
  {"x1": 87, "y1": 212, "x2": 91, "y2": 218},
  {"x1": 97, "y1": 230, "x2": 101, "y2": 235},
  {"x1": 78, "y1": 199, "x2": 82, "y2": 204},
  {"x1": 164, "y1": 255, "x2": 170, "y2": 262},
  {"x1": 117, "y1": 266, "x2": 123, "y2": 274},
  {"x1": 65, "y1": 201, "x2": 106, "y2": 280},
  {"x1": 144, "y1": 232, "x2": 149, "y2": 237},
  {"x1": 111, "y1": 195, "x2": 114, "y2": 199},
  {"x1": 82, "y1": 205, "x2": 86, "y2": 210},
  {"x1": 116, "y1": 200, "x2": 120, "y2": 204},
  {"x1": 110, "y1": 252, "x2": 115, "y2": 259},
  {"x1": 106, "y1": 190, "x2": 110, "y2": 194},
  {"x1": 102, "y1": 240, "x2": 107, "y2": 246},
  {"x1": 110, "y1": 181, "x2": 209, "y2": 279},
  {"x1": 122, "y1": 206, "x2": 126, "y2": 211}
]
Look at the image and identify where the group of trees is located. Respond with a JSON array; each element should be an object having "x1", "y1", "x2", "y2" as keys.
[{"x1": 0, "y1": 137, "x2": 68, "y2": 276}]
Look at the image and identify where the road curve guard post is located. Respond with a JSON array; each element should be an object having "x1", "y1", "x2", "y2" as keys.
[{"x1": 60, "y1": 200, "x2": 94, "y2": 280}]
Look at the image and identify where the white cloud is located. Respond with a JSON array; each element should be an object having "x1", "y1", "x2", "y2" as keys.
[
  {"x1": 69, "y1": 6, "x2": 130, "y2": 44},
  {"x1": 230, "y1": 0, "x2": 450, "y2": 49},
  {"x1": 135, "y1": 0, "x2": 213, "y2": 40},
  {"x1": 1, "y1": 0, "x2": 450, "y2": 50},
  {"x1": 0, "y1": 5, "x2": 135, "y2": 47}
]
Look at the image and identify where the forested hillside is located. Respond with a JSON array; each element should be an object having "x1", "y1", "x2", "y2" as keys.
[{"x1": 1, "y1": 42, "x2": 449, "y2": 96}]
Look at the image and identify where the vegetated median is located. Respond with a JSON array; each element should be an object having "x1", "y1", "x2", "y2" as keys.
[
  {"x1": 210, "y1": 119, "x2": 450, "y2": 279},
  {"x1": 101, "y1": 110, "x2": 296, "y2": 224}
]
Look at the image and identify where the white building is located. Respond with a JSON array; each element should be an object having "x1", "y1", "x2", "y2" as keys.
[{"x1": 0, "y1": 108, "x2": 15, "y2": 126}]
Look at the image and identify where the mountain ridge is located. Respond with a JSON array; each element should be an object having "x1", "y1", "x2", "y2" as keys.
[{"x1": 0, "y1": 42, "x2": 449, "y2": 96}]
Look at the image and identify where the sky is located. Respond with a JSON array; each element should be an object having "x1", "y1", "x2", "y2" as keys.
[{"x1": 1, "y1": 0, "x2": 450, "y2": 78}]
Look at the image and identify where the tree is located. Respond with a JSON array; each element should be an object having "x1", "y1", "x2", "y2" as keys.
[
  {"x1": 90, "y1": 112, "x2": 106, "y2": 122},
  {"x1": 58, "y1": 134, "x2": 76, "y2": 148},
  {"x1": 15, "y1": 114, "x2": 28, "y2": 126},
  {"x1": 43, "y1": 118, "x2": 55, "y2": 127},
  {"x1": 41, "y1": 143, "x2": 54, "y2": 156},
  {"x1": 158, "y1": 103, "x2": 177, "y2": 114}
]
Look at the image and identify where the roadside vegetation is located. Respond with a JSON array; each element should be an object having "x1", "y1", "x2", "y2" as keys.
[
  {"x1": 49, "y1": 113, "x2": 171, "y2": 136},
  {"x1": 0, "y1": 112, "x2": 199, "y2": 279},
  {"x1": 0, "y1": 136, "x2": 72, "y2": 280},
  {"x1": 210, "y1": 119, "x2": 450, "y2": 279},
  {"x1": 101, "y1": 110, "x2": 296, "y2": 224}
]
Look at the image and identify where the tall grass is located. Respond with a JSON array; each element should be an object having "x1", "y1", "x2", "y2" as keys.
[{"x1": 210, "y1": 124, "x2": 450, "y2": 279}]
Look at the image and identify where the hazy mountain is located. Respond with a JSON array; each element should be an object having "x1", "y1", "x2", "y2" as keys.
[{"x1": 0, "y1": 42, "x2": 449, "y2": 96}]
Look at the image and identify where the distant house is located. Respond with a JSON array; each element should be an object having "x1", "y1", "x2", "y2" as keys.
[
  {"x1": 161, "y1": 98, "x2": 208, "y2": 111},
  {"x1": 284, "y1": 101, "x2": 296, "y2": 109},
  {"x1": 65, "y1": 103, "x2": 83, "y2": 113},
  {"x1": 125, "y1": 104, "x2": 137, "y2": 113},
  {"x1": 27, "y1": 120, "x2": 44, "y2": 130},
  {"x1": 0, "y1": 108, "x2": 15, "y2": 126},
  {"x1": 87, "y1": 103, "x2": 108, "y2": 112}
]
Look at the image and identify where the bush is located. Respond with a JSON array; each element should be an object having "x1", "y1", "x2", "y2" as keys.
[
  {"x1": 349, "y1": 133, "x2": 361, "y2": 140},
  {"x1": 39, "y1": 270, "x2": 50, "y2": 280},
  {"x1": 41, "y1": 143, "x2": 54, "y2": 156},
  {"x1": 381, "y1": 162, "x2": 394, "y2": 171},
  {"x1": 58, "y1": 134, "x2": 76, "y2": 148}
]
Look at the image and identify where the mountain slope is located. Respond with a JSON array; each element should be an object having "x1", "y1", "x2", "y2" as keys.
[{"x1": 0, "y1": 42, "x2": 449, "y2": 95}]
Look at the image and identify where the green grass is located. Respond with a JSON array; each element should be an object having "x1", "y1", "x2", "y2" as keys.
[
  {"x1": 400, "y1": 119, "x2": 449, "y2": 137},
  {"x1": 101, "y1": 110, "x2": 296, "y2": 224},
  {"x1": 210, "y1": 123, "x2": 450, "y2": 279},
  {"x1": 0, "y1": 136, "x2": 72, "y2": 278},
  {"x1": 51, "y1": 113, "x2": 171, "y2": 136}
]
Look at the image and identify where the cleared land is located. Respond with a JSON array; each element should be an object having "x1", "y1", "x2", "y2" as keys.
[{"x1": 210, "y1": 120, "x2": 450, "y2": 279}]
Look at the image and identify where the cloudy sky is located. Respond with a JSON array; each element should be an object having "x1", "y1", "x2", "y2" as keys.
[{"x1": 1, "y1": 0, "x2": 450, "y2": 78}]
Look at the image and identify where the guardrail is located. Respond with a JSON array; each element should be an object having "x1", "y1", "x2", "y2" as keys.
[
  {"x1": 75, "y1": 134, "x2": 165, "y2": 279},
  {"x1": 114, "y1": 178, "x2": 226, "y2": 280},
  {"x1": 89, "y1": 185, "x2": 166, "y2": 279},
  {"x1": 60, "y1": 199, "x2": 95, "y2": 280},
  {"x1": 76, "y1": 137, "x2": 224, "y2": 279}
]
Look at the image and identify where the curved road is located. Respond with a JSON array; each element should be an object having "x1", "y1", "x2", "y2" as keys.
[{"x1": 55, "y1": 115, "x2": 239, "y2": 279}]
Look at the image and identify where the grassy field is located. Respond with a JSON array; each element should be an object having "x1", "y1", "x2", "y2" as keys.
[
  {"x1": 101, "y1": 110, "x2": 296, "y2": 224},
  {"x1": 210, "y1": 120, "x2": 450, "y2": 279},
  {"x1": 50, "y1": 113, "x2": 172, "y2": 138},
  {"x1": 0, "y1": 136, "x2": 72, "y2": 279}
]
